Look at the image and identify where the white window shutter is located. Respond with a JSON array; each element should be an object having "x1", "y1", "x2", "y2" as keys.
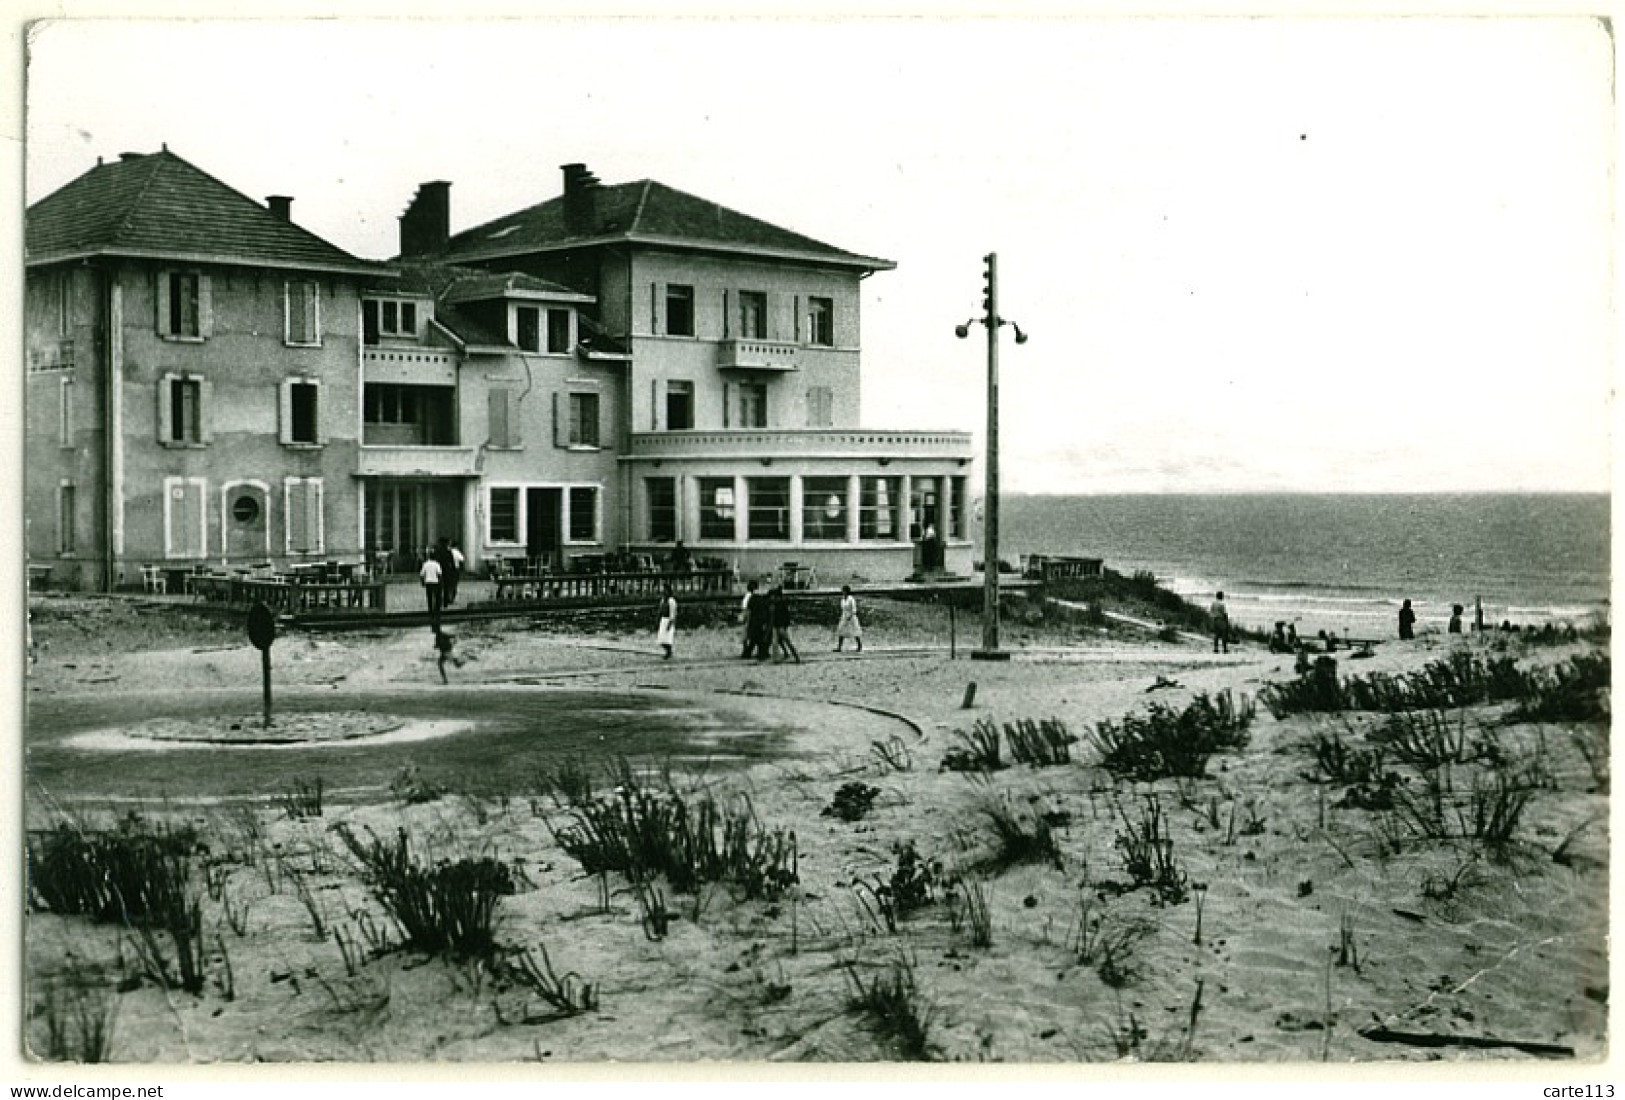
[
  {"x1": 279, "y1": 379, "x2": 293, "y2": 444},
  {"x1": 508, "y1": 389, "x2": 521, "y2": 447},
  {"x1": 723, "y1": 383, "x2": 734, "y2": 428},
  {"x1": 308, "y1": 480, "x2": 324, "y2": 553},
  {"x1": 286, "y1": 479, "x2": 307, "y2": 553},
  {"x1": 313, "y1": 380, "x2": 326, "y2": 445},
  {"x1": 552, "y1": 392, "x2": 563, "y2": 448},
  {"x1": 651, "y1": 379, "x2": 660, "y2": 431},
  {"x1": 157, "y1": 374, "x2": 174, "y2": 442},
  {"x1": 155, "y1": 272, "x2": 170, "y2": 335},
  {"x1": 198, "y1": 274, "x2": 213, "y2": 338},
  {"x1": 200, "y1": 378, "x2": 215, "y2": 443},
  {"x1": 488, "y1": 389, "x2": 508, "y2": 448}
]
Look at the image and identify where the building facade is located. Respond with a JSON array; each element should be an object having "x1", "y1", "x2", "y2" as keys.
[
  {"x1": 24, "y1": 150, "x2": 386, "y2": 590},
  {"x1": 354, "y1": 253, "x2": 615, "y2": 575},
  {"x1": 26, "y1": 154, "x2": 974, "y2": 590},
  {"x1": 403, "y1": 164, "x2": 975, "y2": 582}
]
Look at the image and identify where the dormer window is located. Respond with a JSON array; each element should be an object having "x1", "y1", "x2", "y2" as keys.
[
  {"x1": 362, "y1": 298, "x2": 420, "y2": 344},
  {"x1": 516, "y1": 305, "x2": 574, "y2": 354}
]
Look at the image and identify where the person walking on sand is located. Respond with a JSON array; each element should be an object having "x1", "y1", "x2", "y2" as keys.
[
  {"x1": 835, "y1": 585, "x2": 863, "y2": 653},
  {"x1": 448, "y1": 541, "x2": 465, "y2": 603},
  {"x1": 748, "y1": 579, "x2": 774, "y2": 661},
  {"x1": 433, "y1": 538, "x2": 461, "y2": 608},
  {"x1": 420, "y1": 553, "x2": 444, "y2": 628},
  {"x1": 1448, "y1": 603, "x2": 1464, "y2": 635},
  {"x1": 1209, "y1": 591, "x2": 1231, "y2": 654},
  {"x1": 1399, "y1": 598, "x2": 1417, "y2": 641},
  {"x1": 433, "y1": 627, "x2": 456, "y2": 683},
  {"x1": 656, "y1": 585, "x2": 678, "y2": 660},
  {"x1": 771, "y1": 585, "x2": 801, "y2": 664},
  {"x1": 740, "y1": 579, "x2": 760, "y2": 659}
]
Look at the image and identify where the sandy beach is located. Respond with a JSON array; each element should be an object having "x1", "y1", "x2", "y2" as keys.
[{"x1": 22, "y1": 592, "x2": 1610, "y2": 1066}]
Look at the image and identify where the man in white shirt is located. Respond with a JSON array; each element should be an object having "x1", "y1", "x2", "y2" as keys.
[{"x1": 420, "y1": 555, "x2": 444, "y2": 626}]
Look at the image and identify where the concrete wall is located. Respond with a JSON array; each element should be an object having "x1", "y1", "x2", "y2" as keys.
[
  {"x1": 626, "y1": 251, "x2": 864, "y2": 433},
  {"x1": 110, "y1": 260, "x2": 367, "y2": 577},
  {"x1": 24, "y1": 266, "x2": 106, "y2": 588},
  {"x1": 460, "y1": 347, "x2": 623, "y2": 567}
]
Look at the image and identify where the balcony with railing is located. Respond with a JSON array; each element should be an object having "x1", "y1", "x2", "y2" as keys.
[
  {"x1": 626, "y1": 428, "x2": 973, "y2": 462},
  {"x1": 364, "y1": 346, "x2": 458, "y2": 385},
  {"x1": 717, "y1": 338, "x2": 798, "y2": 371},
  {"x1": 358, "y1": 444, "x2": 479, "y2": 478}
]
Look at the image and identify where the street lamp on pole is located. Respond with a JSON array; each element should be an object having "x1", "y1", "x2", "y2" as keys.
[{"x1": 956, "y1": 252, "x2": 1027, "y2": 662}]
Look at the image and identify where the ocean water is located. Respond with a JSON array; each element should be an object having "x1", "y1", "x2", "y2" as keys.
[{"x1": 988, "y1": 493, "x2": 1611, "y2": 636}]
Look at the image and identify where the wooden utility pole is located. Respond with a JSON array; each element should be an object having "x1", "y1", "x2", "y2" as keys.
[{"x1": 973, "y1": 253, "x2": 1009, "y2": 661}]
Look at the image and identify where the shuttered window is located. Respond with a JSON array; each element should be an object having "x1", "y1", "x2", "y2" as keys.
[
  {"x1": 489, "y1": 388, "x2": 521, "y2": 448},
  {"x1": 284, "y1": 477, "x2": 324, "y2": 554},
  {"x1": 156, "y1": 270, "x2": 211, "y2": 340},
  {"x1": 285, "y1": 280, "x2": 320, "y2": 345},
  {"x1": 158, "y1": 374, "x2": 211, "y2": 446},
  {"x1": 164, "y1": 477, "x2": 208, "y2": 559}
]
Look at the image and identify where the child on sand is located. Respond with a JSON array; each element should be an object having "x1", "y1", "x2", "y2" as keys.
[
  {"x1": 433, "y1": 628, "x2": 456, "y2": 683},
  {"x1": 835, "y1": 586, "x2": 863, "y2": 653},
  {"x1": 656, "y1": 586, "x2": 678, "y2": 660},
  {"x1": 771, "y1": 586, "x2": 801, "y2": 664}
]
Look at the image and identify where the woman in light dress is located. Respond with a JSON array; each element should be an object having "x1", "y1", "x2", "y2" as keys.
[
  {"x1": 835, "y1": 585, "x2": 863, "y2": 653},
  {"x1": 656, "y1": 586, "x2": 678, "y2": 659}
]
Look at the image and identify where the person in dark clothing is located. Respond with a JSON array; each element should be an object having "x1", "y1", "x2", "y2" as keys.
[
  {"x1": 747, "y1": 580, "x2": 775, "y2": 661},
  {"x1": 433, "y1": 628, "x2": 456, "y2": 683},
  {"x1": 1448, "y1": 604, "x2": 1464, "y2": 635},
  {"x1": 670, "y1": 541, "x2": 693, "y2": 574},
  {"x1": 770, "y1": 585, "x2": 801, "y2": 664},
  {"x1": 1399, "y1": 599, "x2": 1416, "y2": 640},
  {"x1": 433, "y1": 538, "x2": 460, "y2": 607}
]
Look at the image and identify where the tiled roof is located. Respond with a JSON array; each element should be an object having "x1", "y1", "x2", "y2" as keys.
[
  {"x1": 441, "y1": 270, "x2": 591, "y2": 303},
  {"x1": 378, "y1": 261, "x2": 596, "y2": 350},
  {"x1": 26, "y1": 149, "x2": 383, "y2": 275},
  {"x1": 434, "y1": 178, "x2": 894, "y2": 271}
]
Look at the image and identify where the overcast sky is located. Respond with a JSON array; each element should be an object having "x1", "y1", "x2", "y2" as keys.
[{"x1": 23, "y1": 16, "x2": 1615, "y2": 494}]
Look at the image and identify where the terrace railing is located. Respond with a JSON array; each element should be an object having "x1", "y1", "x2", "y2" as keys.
[
  {"x1": 190, "y1": 574, "x2": 388, "y2": 613},
  {"x1": 490, "y1": 569, "x2": 732, "y2": 604}
]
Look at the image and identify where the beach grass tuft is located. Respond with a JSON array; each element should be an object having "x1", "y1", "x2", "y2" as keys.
[
  {"x1": 333, "y1": 824, "x2": 516, "y2": 957},
  {"x1": 1088, "y1": 691, "x2": 1253, "y2": 782}
]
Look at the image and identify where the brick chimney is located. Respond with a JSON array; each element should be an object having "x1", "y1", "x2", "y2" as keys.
[
  {"x1": 266, "y1": 195, "x2": 293, "y2": 221},
  {"x1": 400, "y1": 180, "x2": 452, "y2": 257},
  {"x1": 561, "y1": 163, "x2": 601, "y2": 234}
]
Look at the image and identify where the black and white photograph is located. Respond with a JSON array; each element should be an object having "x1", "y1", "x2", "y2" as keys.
[{"x1": 16, "y1": 11, "x2": 1613, "y2": 1080}]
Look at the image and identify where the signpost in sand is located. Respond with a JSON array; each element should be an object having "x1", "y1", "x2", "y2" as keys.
[{"x1": 247, "y1": 600, "x2": 276, "y2": 728}]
